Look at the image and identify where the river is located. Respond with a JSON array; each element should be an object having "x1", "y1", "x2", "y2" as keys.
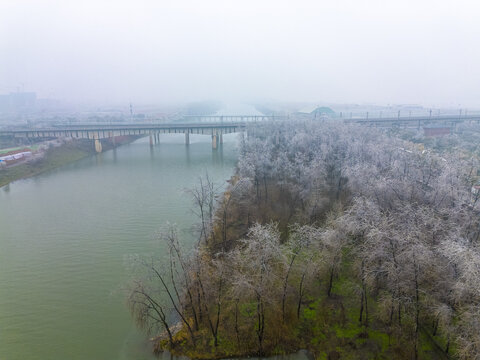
[
  {"x1": 0, "y1": 134, "x2": 238, "y2": 360},
  {"x1": 0, "y1": 103, "x2": 310, "y2": 360}
]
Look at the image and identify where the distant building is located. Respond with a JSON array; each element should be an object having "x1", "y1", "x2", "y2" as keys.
[
  {"x1": 297, "y1": 106, "x2": 336, "y2": 118},
  {"x1": 0, "y1": 92, "x2": 37, "y2": 113},
  {"x1": 423, "y1": 126, "x2": 451, "y2": 137},
  {"x1": 313, "y1": 107, "x2": 335, "y2": 117},
  {"x1": 0, "y1": 95, "x2": 10, "y2": 110}
]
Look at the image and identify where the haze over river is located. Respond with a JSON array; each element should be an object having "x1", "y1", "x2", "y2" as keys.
[{"x1": 0, "y1": 134, "x2": 238, "y2": 360}]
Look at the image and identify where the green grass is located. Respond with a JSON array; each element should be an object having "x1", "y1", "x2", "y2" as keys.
[
  {"x1": 0, "y1": 146, "x2": 23, "y2": 155},
  {"x1": 0, "y1": 144, "x2": 41, "y2": 154},
  {"x1": 159, "y1": 259, "x2": 451, "y2": 359}
]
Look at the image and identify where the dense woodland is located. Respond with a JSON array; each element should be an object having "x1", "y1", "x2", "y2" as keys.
[{"x1": 128, "y1": 120, "x2": 480, "y2": 360}]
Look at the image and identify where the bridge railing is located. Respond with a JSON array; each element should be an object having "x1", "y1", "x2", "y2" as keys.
[
  {"x1": 342, "y1": 115, "x2": 480, "y2": 124},
  {"x1": 338, "y1": 110, "x2": 480, "y2": 120}
]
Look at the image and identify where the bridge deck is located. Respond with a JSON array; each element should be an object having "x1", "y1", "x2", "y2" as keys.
[
  {"x1": 2, "y1": 114, "x2": 480, "y2": 139},
  {"x1": 4, "y1": 122, "x2": 246, "y2": 132},
  {"x1": 0, "y1": 122, "x2": 249, "y2": 140}
]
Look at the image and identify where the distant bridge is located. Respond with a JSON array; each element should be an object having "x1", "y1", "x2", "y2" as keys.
[
  {"x1": 347, "y1": 114, "x2": 480, "y2": 127},
  {"x1": 0, "y1": 114, "x2": 290, "y2": 152},
  {"x1": 0, "y1": 122, "x2": 249, "y2": 152},
  {"x1": 2, "y1": 113, "x2": 480, "y2": 153}
]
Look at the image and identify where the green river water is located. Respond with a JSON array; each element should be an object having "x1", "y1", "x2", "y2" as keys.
[{"x1": 0, "y1": 134, "x2": 239, "y2": 360}]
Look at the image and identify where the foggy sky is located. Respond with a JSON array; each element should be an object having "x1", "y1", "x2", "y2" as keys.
[{"x1": 1, "y1": 0, "x2": 479, "y2": 107}]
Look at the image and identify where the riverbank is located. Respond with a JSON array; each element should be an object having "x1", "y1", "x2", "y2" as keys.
[{"x1": 0, "y1": 136, "x2": 140, "y2": 188}]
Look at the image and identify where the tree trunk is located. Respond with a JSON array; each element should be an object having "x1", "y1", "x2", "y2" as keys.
[
  {"x1": 197, "y1": 271, "x2": 222, "y2": 347},
  {"x1": 364, "y1": 283, "x2": 369, "y2": 326},
  {"x1": 414, "y1": 262, "x2": 420, "y2": 360},
  {"x1": 235, "y1": 299, "x2": 240, "y2": 346},
  {"x1": 398, "y1": 302, "x2": 402, "y2": 326},
  {"x1": 327, "y1": 267, "x2": 334, "y2": 297},
  {"x1": 389, "y1": 302, "x2": 394, "y2": 326},
  {"x1": 359, "y1": 290, "x2": 364, "y2": 323},
  {"x1": 263, "y1": 175, "x2": 268, "y2": 203},
  {"x1": 213, "y1": 279, "x2": 222, "y2": 347},
  {"x1": 256, "y1": 295, "x2": 265, "y2": 355},
  {"x1": 196, "y1": 286, "x2": 203, "y2": 323},
  {"x1": 170, "y1": 243, "x2": 200, "y2": 333},
  {"x1": 282, "y1": 255, "x2": 296, "y2": 322},
  {"x1": 297, "y1": 272, "x2": 306, "y2": 319},
  {"x1": 222, "y1": 208, "x2": 228, "y2": 248},
  {"x1": 432, "y1": 317, "x2": 439, "y2": 336},
  {"x1": 151, "y1": 266, "x2": 196, "y2": 345}
]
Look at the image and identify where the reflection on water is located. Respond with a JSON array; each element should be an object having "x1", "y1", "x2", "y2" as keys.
[{"x1": 149, "y1": 145, "x2": 155, "y2": 161}]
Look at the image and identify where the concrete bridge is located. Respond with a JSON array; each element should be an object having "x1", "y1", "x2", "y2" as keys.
[
  {"x1": 0, "y1": 122, "x2": 247, "y2": 152},
  {"x1": 3, "y1": 113, "x2": 480, "y2": 153}
]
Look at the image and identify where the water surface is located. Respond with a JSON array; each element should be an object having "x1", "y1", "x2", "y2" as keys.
[{"x1": 0, "y1": 134, "x2": 237, "y2": 360}]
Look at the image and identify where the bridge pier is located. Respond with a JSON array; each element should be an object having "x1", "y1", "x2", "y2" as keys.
[
  {"x1": 219, "y1": 131, "x2": 223, "y2": 145},
  {"x1": 149, "y1": 133, "x2": 153, "y2": 146},
  {"x1": 212, "y1": 132, "x2": 218, "y2": 150},
  {"x1": 94, "y1": 133, "x2": 102, "y2": 153},
  {"x1": 185, "y1": 131, "x2": 190, "y2": 145}
]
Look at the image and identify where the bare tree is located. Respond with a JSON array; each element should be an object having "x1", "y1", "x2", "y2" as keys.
[
  {"x1": 127, "y1": 225, "x2": 197, "y2": 345},
  {"x1": 127, "y1": 279, "x2": 174, "y2": 347},
  {"x1": 217, "y1": 177, "x2": 252, "y2": 251},
  {"x1": 229, "y1": 223, "x2": 283, "y2": 355},
  {"x1": 186, "y1": 172, "x2": 219, "y2": 246},
  {"x1": 283, "y1": 224, "x2": 320, "y2": 320}
]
